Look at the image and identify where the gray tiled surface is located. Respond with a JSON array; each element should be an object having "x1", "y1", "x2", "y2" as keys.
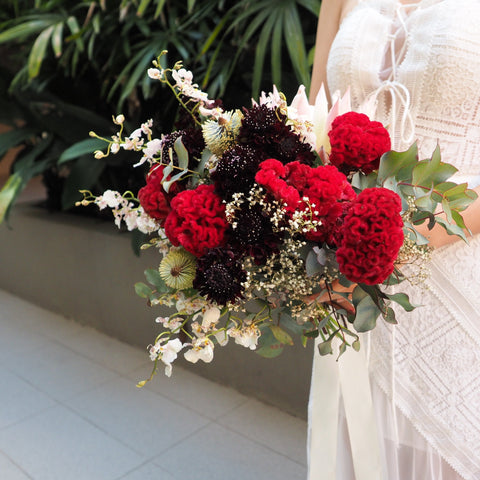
[{"x1": 0, "y1": 289, "x2": 308, "y2": 479}]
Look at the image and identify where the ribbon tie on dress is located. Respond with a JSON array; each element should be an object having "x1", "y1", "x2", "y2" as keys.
[
  {"x1": 366, "y1": 4, "x2": 417, "y2": 148},
  {"x1": 367, "y1": 79, "x2": 415, "y2": 147}
]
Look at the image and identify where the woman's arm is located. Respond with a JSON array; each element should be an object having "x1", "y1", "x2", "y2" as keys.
[
  {"x1": 415, "y1": 184, "x2": 480, "y2": 249},
  {"x1": 309, "y1": 0, "x2": 345, "y2": 103}
]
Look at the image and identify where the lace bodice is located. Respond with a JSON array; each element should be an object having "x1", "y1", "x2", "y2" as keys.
[
  {"x1": 328, "y1": 0, "x2": 480, "y2": 183},
  {"x1": 326, "y1": 1, "x2": 480, "y2": 478}
]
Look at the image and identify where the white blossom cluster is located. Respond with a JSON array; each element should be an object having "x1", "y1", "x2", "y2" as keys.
[
  {"x1": 148, "y1": 304, "x2": 261, "y2": 376},
  {"x1": 92, "y1": 117, "x2": 162, "y2": 168},
  {"x1": 89, "y1": 189, "x2": 160, "y2": 234},
  {"x1": 148, "y1": 62, "x2": 218, "y2": 118}
]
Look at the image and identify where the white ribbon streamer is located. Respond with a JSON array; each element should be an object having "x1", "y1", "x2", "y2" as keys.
[
  {"x1": 308, "y1": 348, "x2": 340, "y2": 480},
  {"x1": 308, "y1": 339, "x2": 384, "y2": 480}
]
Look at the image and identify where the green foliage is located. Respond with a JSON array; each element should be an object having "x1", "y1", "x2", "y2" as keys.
[
  {"x1": 377, "y1": 144, "x2": 478, "y2": 242},
  {"x1": 0, "y1": 0, "x2": 320, "y2": 223}
]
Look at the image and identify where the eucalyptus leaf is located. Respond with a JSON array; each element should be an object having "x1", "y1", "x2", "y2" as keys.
[
  {"x1": 144, "y1": 268, "x2": 168, "y2": 292},
  {"x1": 337, "y1": 341, "x2": 347, "y2": 359},
  {"x1": 415, "y1": 191, "x2": 436, "y2": 211},
  {"x1": 256, "y1": 325, "x2": 284, "y2": 358},
  {"x1": 134, "y1": 282, "x2": 153, "y2": 299},
  {"x1": 383, "y1": 307, "x2": 398, "y2": 324},
  {"x1": 162, "y1": 168, "x2": 188, "y2": 193},
  {"x1": 436, "y1": 217, "x2": 468, "y2": 242},
  {"x1": 269, "y1": 325, "x2": 294, "y2": 346},
  {"x1": 195, "y1": 149, "x2": 211, "y2": 175},
  {"x1": 442, "y1": 198, "x2": 453, "y2": 224},
  {"x1": 412, "y1": 148, "x2": 440, "y2": 185},
  {"x1": 385, "y1": 292, "x2": 416, "y2": 312},
  {"x1": 412, "y1": 145, "x2": 458, "y2": 187},
  {"x1": 304, "y1": 329, "x2": 320, "y2": 338},
  {"x1": 351, "y1": 284, "x2": 368, "y2": 308},
  {"x1": 351, "y1": 171, "x2": 377, "y2": 190},
  {"x1": 451, "y1": 210, "x2": 467, "y2": 230},
  {"x1": 173, "y1": 141, "x2": 188, "y2": 170},
  {"x1": 338, "y1": 275, "x2": 355, "y2": 289},
  {"x1": 279, "y1": 312, "x2": 305, "y2": 336},
  {"x1": 377, "y1": 143, "x2": 418, "y2": 184},
  {"x1": 305, "y1": 249, "x2": 323, "y2": 276},
  {"x1": 317, "y1": 339, "x2": 333, "y2": 356},
  {"x1": 353, "y1": 295, "x2": 380, "y2": 333}
]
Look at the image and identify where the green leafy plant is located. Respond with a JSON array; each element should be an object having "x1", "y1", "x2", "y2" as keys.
[{"x1": 0, "y1": 0, "x2": 320, "y2": 223}]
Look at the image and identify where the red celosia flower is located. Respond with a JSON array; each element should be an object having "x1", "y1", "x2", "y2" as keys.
[
  {"x1": 284, "y1": 162, "x2": 357, "y2": 244},
  {"x1": 336, "y1": 187, "x2": 404, "y2": 285},
  {"x1": 328, "y1": 112, "x2": 391, "y2": 174},
  {"x1": 255, "y1": 159, "x2": 301, "y2": 213},
  {"x1": 164, "y1": 184, "x2": 229, "y2": 257},
  {"x1": 138, "y1": 165, "x2": 181, "y2": 225},
  {"x1": 255, "y1": 159, "x2": 356, "y2": 245}
]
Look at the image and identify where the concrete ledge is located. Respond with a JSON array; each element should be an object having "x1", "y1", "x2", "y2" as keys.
[{"x1": 0, "y1": 203, "x2": 312, "y2": 418}]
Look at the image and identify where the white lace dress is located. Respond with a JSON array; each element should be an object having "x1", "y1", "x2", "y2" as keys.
[{"x1": 311, "y1": 0, "x2": 480, "y2": 479}]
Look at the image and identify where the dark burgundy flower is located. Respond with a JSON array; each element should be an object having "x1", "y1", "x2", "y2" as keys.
[
  {"x1": 159, "y1": 128, "x2": 205, "y2": 170},
  {"x1": 193, "y1": 248, "x2": 247, "y2": 305},
  {"x1": 212, "y1": 144, "x2": 264, "y2": 200},
  {"x1": 239, "y1": 104, "x2": 315, "y2": 165},
  {"x1": 228, "y1": 203, "x2": 283, "y2": 264}
]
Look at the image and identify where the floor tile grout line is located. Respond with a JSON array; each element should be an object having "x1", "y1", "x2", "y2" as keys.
[
  {"x1": 47, "y1": 336, "x2": 149, "y2": 378},
  {"x1": 0, "y1": 403, "x2": 61, "y2": 435},
  {"x1": 141, "y1": 385, "x2": 251, "y2": 421},
  {"x1": 1, "y1": 291, "x2": 309, "y2": 472},
  {"x1": 0, "y1": 449, "x2": 35, "y2": 480},
  {"x1": 139, "y1": 420, "x2": 218, "y2": 472},
  {"x1": 57, "y1": 377, "x2": 217, "y2": 457},
  {"x1": 3, "y1": 354, "x2": 122, "y2": 406},
  {"x1": 112, "y1": 458, "x2": 178, "y2": 480},
  {"x1": 211, "y1": 418, "x2": 308, "y2": 467},
  {"x1": 58, "y1": 401, "x2": 152, "y2": 458}
]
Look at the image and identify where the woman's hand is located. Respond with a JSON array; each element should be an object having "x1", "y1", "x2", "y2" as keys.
[{"x1": 304, "y1": 279, "x2": 356, "y2": 315}]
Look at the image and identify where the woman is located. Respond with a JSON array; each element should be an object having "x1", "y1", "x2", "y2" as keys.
[{"x1": 308, "y1": 1, "x2": 480, "y2": 479}]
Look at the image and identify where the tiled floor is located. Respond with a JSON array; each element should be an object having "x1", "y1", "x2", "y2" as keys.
[{"x1": 0, "y1": 289, "x2": 308, "y2": 480}]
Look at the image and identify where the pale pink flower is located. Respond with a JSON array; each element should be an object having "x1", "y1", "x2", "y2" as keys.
[
  {"x1": 255, "y1": 85, "x2": 284, "y2": 109},
  {"x1": 287, "y1": 84, "x2": 352, "y2": 155},
  {"x1": 141, "y1": 119, "x2": 153, "y2": 136},
  {"x1": 148, "y1": 68, "x2": 163, "y2": 80},
  {"x1": 95, "y1": 190, "x2": 121, "y2": 209}
]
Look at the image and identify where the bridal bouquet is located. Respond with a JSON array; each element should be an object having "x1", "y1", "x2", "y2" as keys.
[{"x1": 79, "y1": 53, "x2": 476, "y2": 379}]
